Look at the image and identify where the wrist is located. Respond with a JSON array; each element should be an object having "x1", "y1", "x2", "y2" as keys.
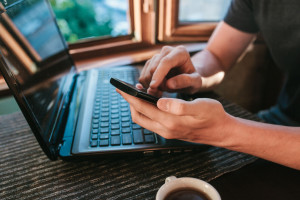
[{"x1": 214, "y1": 113, "x2": 242, "y2": 148}]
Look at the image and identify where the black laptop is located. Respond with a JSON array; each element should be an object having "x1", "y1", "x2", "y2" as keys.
[{"x1": 0, "y1": 0, "x2": 200, "y2": 160}]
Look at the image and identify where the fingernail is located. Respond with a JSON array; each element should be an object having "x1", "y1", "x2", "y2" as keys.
[{"x1": 159, "y1": 99, "x2": 169, "y2": 111}]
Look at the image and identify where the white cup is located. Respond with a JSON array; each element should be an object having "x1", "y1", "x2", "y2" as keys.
[{"x1": 156, "y1": 176, "x2": 221, "y2": 200}]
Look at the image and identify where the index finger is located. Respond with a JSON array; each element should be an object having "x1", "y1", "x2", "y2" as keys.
[{"x1": 150, "y1": 46, "x2": 190, "y2": 89}]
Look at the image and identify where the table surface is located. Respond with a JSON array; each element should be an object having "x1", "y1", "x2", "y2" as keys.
[{"x1": 0, "y1": 92, "x2": 299, "y2": 200}]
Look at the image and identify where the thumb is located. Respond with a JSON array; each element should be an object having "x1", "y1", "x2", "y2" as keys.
[
  {"x1": 166, "y1": 73, "x2": 202, "y2": 90},
  {"x1": 157, "y1": 98, "x2": 221, "y2": 116},
  {"x1": 157, "y1": 98, "x2": 195, "y2": 116}
]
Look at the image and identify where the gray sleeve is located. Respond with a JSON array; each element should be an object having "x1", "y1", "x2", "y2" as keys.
[{"x1": 224, "y1": 0, "x2": 259, "y2": 33}]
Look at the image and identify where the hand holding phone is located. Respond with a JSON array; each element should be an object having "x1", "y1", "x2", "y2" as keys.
[{"x1": 110, "y1": 78, "x2": 159, "y2": 105}]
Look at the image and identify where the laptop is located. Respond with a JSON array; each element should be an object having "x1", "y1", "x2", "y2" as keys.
[{"x1": 0, "y1": 0, "x2": 201, "y2": 160}]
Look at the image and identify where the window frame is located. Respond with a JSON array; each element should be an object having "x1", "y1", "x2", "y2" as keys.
[
  {"x1": 68, "y1": 0, "x2": 157, "y2": 62},
  {"x1": 67, "y1": 0, "x2": 213, "y2": 65},
  {"x1": 157, "y1": 0, "x2": 218, "y2": 42}
]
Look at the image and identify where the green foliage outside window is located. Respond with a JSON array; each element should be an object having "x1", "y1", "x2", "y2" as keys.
[{"x1": 50, "y1": 0, "x2": 113, "y2": 43}]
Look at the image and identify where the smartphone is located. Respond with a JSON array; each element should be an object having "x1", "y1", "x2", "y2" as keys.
[{"x1": 110, "y1": 78, "x2": 159, "y2": 105}]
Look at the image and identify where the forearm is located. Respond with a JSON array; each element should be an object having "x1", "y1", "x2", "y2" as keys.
[
  {"x1": 191, "y1": 21, "x2": 256, "y2": 91},
  {"x1": 223, "y1": 115, "x2": 300, "y2": 170},
  {"x1": 191, "y1": 49, "x2": 226, "y2": 90}
]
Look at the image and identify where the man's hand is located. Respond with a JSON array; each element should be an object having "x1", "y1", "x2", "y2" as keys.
[
  {"x1": 117, "y1": 89, "x2": 232, "y2": 147},
  {"x1": 138, "y1": 46, "x2": 203, "y2": 96}
]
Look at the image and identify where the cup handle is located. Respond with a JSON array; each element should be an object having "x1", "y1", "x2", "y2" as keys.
[{"x1": 165, "y1": 176, "x2": 177, "y2": 183}]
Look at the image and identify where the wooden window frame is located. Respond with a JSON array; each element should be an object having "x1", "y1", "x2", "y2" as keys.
[
  {"x1": 69, "y1": 0, "x2": 157, "y2": 63},
  {"x1": 157, "y1": 0, "x2": 217, "y2": 42}
]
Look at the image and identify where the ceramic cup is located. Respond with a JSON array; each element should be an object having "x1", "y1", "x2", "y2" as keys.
[{"x1": 156, "y1": 176, "x2": 221, "y2": 200}]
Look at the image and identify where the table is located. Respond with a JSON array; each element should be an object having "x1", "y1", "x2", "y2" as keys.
[{"x1": 0, "y1": 93, "x2": 299, "y2": 200}]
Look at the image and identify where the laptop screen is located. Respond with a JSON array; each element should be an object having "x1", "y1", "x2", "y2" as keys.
[{"x1": 0, "y1": 0, "x2": 76, "y2": 147}]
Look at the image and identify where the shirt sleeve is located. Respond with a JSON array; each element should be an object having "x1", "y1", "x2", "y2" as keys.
[{"x1": 224, "y1": 0, "x2": 259, "y2": 33}]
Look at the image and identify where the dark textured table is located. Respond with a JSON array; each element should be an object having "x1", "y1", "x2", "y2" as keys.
[{"x1": 0, "y1": 94, "x2": 298, "y2": 200}]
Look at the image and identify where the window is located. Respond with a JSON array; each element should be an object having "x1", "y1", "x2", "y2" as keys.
[
  {"x1": 49, "y1": 0, "x2": 157, "y2": 61},
  {"x1": 158, "y1": 0, "x2": 231, "y2": 42},
  {"x1": 48, "y1": 0, "x2": 231, "y2": 62},
  {"x1": 179, "y1": 0, "x2": 230, "y2": 22},
  {"x1": 50, "y1": 0, "x2": 131, "y2": 43}
]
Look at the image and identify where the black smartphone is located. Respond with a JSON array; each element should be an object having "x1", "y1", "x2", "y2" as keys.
[{"x1": 110, "y1": 78, "x2": 159, "y2": 105}]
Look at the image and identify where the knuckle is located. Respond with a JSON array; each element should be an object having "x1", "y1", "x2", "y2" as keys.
[
  {"x1": 176, "y1": 45, "x2": 187, "y2": 53},
  {"x1": 176, "y1": 45, "x2": 189, "y2": 57},
  {"x1": 153, "y1": 53, "x2": 160, "y2": 59},
  {"x1": 161, "y1": 46, "x2": 172, "y2": 53},
  {"x1": 172, "y1": 102, "x2": 186, "y2": 115},
  {"x1": 160, "y1": 56, "x2": 172, "y2": 65}
]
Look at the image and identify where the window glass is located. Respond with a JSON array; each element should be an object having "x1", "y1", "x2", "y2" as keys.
[
  {"x1": 49, "y1": 0, "x2": 130, "y2": 43},
  {"x1": 179, "y1": 0, "x2": 231, "y2": 22}
]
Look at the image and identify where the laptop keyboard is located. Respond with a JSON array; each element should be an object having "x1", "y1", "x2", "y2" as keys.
[{"x1": 90, "y1": 68, "x2": 157, "y2": 148}]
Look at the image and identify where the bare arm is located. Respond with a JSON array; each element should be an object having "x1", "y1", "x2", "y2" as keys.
[
  {"x1": 227, "y1": 117, "x2": 300, "y2": 170},
  {"x1": 118, "y1": 90, "x2": 300, "y2": 170},
  {"x1": 190, "y1": 21, "x2": 256, "y2": 90}
]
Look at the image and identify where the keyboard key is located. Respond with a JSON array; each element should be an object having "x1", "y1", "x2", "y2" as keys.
[
  {"x1": 100, "y1": 134, "x2": 109, "y2": 139},
  {"x1": 91, "y1": 134, "x2": 98, "y2": 140},
  {"x1": 111, "y1": 114, "x2": 119, "y2": 119},
  {"x1": 122, "y1": 134, "x2": 132, "y2": 145},
  {"x1": 122, "y1": 128, "x2": 131, "y2": 133},
  {"x1": 122, "y1": 117, "x2": 130, "y2": 122},
  {"x1": 101, "y1": 117, "x2": 109, "y2": 122},
  {"x1": 143, "y1": 129, "x2": 153, "y2": 134},
  {"x1": 101, "y1": 108, "x2": 109, "y2": 112},
  {"x1": 102, "y1": 103, "x2": 109, "y2": 108},
  {"x1": 100, "y1": 139, "x2": 109, "y2": 147},
  {"x1": 92, "y1": 129, "x2": 98, "y2": 134},
  {"x1": 122, "y1": 122, "x2": 130, "y2": 127},
  {"x1": 91, "y1": 140, "x2": 98, "y2": 147},
  {"x1": 101, "y1": 112, "x2": 109, "y2": 117},
  {"x1": 92, "y1": 124, "x2": 98, "y2": 129},
  {"x1": 133, "y1": 130, "x2": 144, "y2": 144},
  {"x1": 93, "y1": 114, "x2": 100, "y2": 119},
  {"x1": 121, "y1": 112, "x2": 129, "y2": 117},
  {"x1": 100, "y1": 122, "x2": 109, "y2": 127},
  {"x1": 145, "y1": 134, "x2": 155, "y2": 143},
  {"x1": 111, "y1": 124, "x2": 120, "y2": 130},
  {"x1": 121, "y1": 107, "x2": 128, "y2": 112},
  {"x1": 100, "y1": 128, "x2": 109, "y2": 133},
  {"x1": 111, "y1": 100, "x2": 118, "y2": 105},
  {"x1": 111, "y1": 136, "x2": 121, "y2": 146},
  {"x1": 111, "y1": 130, "x2": 120, "y2": 135},
  {"x1": 133, "y1": 124, "x2": 141, "y2": 129},
  {"x1": 111, "y1": 119, "x2": 119, "y2": 124},
  {"x1": 111, "y1": 105, "x2": 118, "y2": 109},
  {"x1": 111, "y1": 109, "x2": 119, "y2": 114},
  {"x1": 121, "y1": 103, "x2": 128, "y2": 108}
]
